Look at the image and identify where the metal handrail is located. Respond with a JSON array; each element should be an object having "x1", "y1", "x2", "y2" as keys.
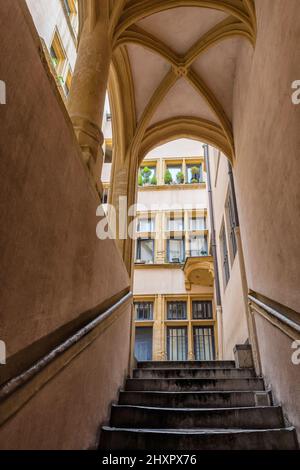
[
  {"x1": 248, "y1": 294, "x2": 300, "y2": 334},
  {"x1": 0, "y1": 291, "x2": 132, "y2": 400}
]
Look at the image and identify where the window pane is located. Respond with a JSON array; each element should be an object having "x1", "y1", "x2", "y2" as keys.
[
  {"x1": 167, "y1": 218, "x2": 184, "y2": 231},
  {"x1": 186, "y1": 164, "x2": 203, "y2": 183},
  {"x1": 189, "y1": 217, "x2": 206, "y2": 230},
  {"x1": 167, "y1": 327, "x2": 187, "y2": 361},
  {"x1": 189, "y1": 235, "x2": 207, "y2": 256},
  {"x1": 168, "y1": 238, "x2": 184, "y2": 262},
  {"x1": 167, "y1": 165, "x2": 182, "y2": 181},
  {"x1": 192, "y1": 301, "x2": 213, "y2": 319},
  {"x1": 138, "y1": 218, "x2": 155, "y2": 232},
  {"x1": 137, "y1": 239, "x2": 154, "y2": 262},
  {"x1": 135, "y1": 302, "x2": 153, "y2": 320},
  {"x1": 193, "y1": 326, "x2": 215, "y2": 360},
  {"x1": 167, "y1": 301, "x2": 187, "y2": 320}
]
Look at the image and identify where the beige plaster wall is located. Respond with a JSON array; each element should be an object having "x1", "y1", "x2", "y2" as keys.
[
  {"x1": 0, "y1": 301, "x2": 132, "y2": 450},
  {"x1": 0, "y1": 2, "x2": 129, "y2": 368},
  {"x1": 134, "y1": 268, "x2": 213, "y2": 296},
  {"x1": 233, "y1": 0, "x2": 300, "y2": 313},
  {"x1": 209, "y1": 152, "x2": 248, "y2": 359},
  {"x1": 254, "y1": 314, "x2": 300, "y2": 438}
]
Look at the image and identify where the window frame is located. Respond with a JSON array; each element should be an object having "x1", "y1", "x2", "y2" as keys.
[{"x1": 167, "y1": 301, "x2": 187, "y2": 320}]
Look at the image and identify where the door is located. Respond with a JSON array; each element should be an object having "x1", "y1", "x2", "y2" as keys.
[
  {"x1": 135, "y1": 327, "x2": 153, "y2": 361},
  {"x1": 193, "y1": 326, "x2": 215, "y2": 360},
  {"x1": 167, "y1": 327, "x2": 187, "y2": 361}
]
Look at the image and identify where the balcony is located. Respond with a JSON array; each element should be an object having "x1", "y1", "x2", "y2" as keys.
[{"x1": 183, "y1": 255, "x2": 214, "y2": 289}]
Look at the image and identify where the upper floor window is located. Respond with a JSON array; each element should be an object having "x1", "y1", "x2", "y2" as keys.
[
  {"x1": 50, "y1": 31, "x2": 66, "y2": 75},
  {"x1": 165, "y1": 164, "x2": 183, "y2": 184},
  {"x1": 64, "y1": 68, "x2": 72, "y2": 96},
  {"x1": 220, "y1": 224, "x2": 230, "y2": 287},
  {"x1": 189, "y1": 216, "x2": 206, "y2": 231},
  {"x1": 192, "y1": 301, "x2": 213, "y2": 319},
  {"x1": 189, "y1": 235, "x2": 208, "y2": 257},
  {"x1": 63, "y1": 0, "x2": 77, "y2": 18},
  {"x1": 138, "y1": 165, "x2": 157, "y2": 186},
  {"x1": 167, "y1": 217, "x2": 184, "y2": 231},
  {"x1": 225, "y1": 189, "x2": 237, "y2": 261},
  {"x1": 186, "y1": 163, "x2": 203, "y2": 184},
  {"x1": 167, "y1": 237, "x2": 185, "y2": 263},
  {"x1": 136, "y1": 238, "x2": 154, "y2": 263},
  {"x1": 135, "y1": 302, "x2": 153, "y2": 321},
  {"x1": 137, "y1": 218, "x2": 155, "y2": 233},
  {"x1": 167, "y1": 301, "x2": 187, "y2": 320}
]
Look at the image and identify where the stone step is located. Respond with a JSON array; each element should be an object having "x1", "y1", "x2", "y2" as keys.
[
  {"x1": 110, "y1": 405, "x2": 284, "y2": 429},
  {"x1": 137, "y1": 360, "x2": 236, "y2": 369},
  {"x1": 100, "y1": 426, "x2": 298, "y2": 450},
  {"x1": 119, "y1": 390, "x2": 259, "y2": 408},
  {"x1": 133, "y1": 368, "x2": 256, "y2": 379},
  {"x1": 125, "y1": 377, "x2": 265, "y2": 392}
]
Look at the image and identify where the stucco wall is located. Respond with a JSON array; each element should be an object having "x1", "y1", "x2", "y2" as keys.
[
  {"x1": 0, "y1": 1, "x2": 129, "y2": 364},
  {"x1": 233, "y1": 0, "x2": 300, "y2": 313},
  {"x1": 209, "y1": 152, "x2": 248, "y2": 358},
  {"x1": 254, "y1": 314, "x2": 300, "y2": 438},
  {"x1": 0, "y1": 301, "x2": 132, "y2": 450},
  {"x1": 134, "y1": 268, "x2": 213, "y2": 296}
]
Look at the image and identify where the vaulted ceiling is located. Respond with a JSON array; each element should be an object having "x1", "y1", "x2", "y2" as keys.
[{"x1": 108, "y1": 0, "x2": 257, "y2": 163}]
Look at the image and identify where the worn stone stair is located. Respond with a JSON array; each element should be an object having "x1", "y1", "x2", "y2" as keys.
[{"x1": 100, "y1": 360, "x2": 299, "y2": 450}]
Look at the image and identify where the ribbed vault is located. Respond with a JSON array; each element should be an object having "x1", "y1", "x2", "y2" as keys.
[{"x1": 78, "y1": 0, "x2": 256, "y2": 164}]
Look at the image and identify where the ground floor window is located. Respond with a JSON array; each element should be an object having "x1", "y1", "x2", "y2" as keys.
[
  {"x1": 193, "y1": 326, "x2": 215, "y2": 360},
  {"x1": 135, "y1": 327, "x2": 153, "y2": 361},
  {"x1": 167, "y1": 327, "x2": 187, "y2": 361}
]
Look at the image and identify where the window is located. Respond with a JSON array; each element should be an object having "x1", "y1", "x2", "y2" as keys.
[
  {"x1": 50, "y1": 31, "x2": 66, "y2": 75},
  {"x1": 136, "y1": 238, "x2": 154, "y2": 263},
  {"x1": 102, "y1": 188, "x2": 109, "y2": 204},
  {"x1": 186, "y1": 163, "x2": 203, "y2": 183},
  {"x1": 135, "y1": 302, "x2": 153, "y2": 320},
  {"x1": 192, "y1": 301, "x2": 213, "y2": 319},
  {"x1": 189, "y1": 235, "x2": 208, "y2": 256},
  {"x1": 167, "y1": 301, "x2": 187, "y2": 320},
  {"x1": 220, "y1": 224, "x2": 230, "y2": 286},
  {"x1": 63, "y1": 0, "x2": 77, "y2": 17},
  {"x1": 166, "y1": 164, "x2": 182, "y2": 184},
  {"x1": 167, "y1": 217, "x2": 184, "y2": 231},
  {"x1": 64, "y1": 68, "x2": 72, "y2": 96},
  {"x1": 137, "y1": 218, "x2": 155, "y2": 233},
  {"x1": 189, "y1": 216, "x2": 206, "y2": 231},
  {"x1": 193, "y1": 326, "x2": 215, "y2": 360},
  {"x1": 139, "y1": 165, "x2": 156, "y2": 185},
  {"x1": 167, "y1": 327, "x2": 187, "y2": 361},
  {"x1": 167, "y1": 237, "x2": 185, "y2": 263},
  {"x1": 135, "y1": 327, "x2": 153, "y2": 361},
  {"x1": 226, "y1": 189, "x2": 237, "y2": 260}
]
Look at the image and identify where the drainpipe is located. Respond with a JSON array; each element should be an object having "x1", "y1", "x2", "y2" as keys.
[
  {"x1": 203, "y1": 144, "x2": 224, "y2": 359},
  {"x1": 227, "y1": 161, "x2": 262, "y2": 373}
]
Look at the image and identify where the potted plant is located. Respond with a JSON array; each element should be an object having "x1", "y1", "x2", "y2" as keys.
[
  {"x1": 190, "y1": 166, "x2": 200, "y2": 183},
  {"x1": 176, "y1": 171, "x2": 184, "y2": 184},
  {"x1": 141, "y1": 166, "x2": 152, "y2": 185},
  {"x1": 151, "y1": 175, "x2": 157, "y2": 185},
  {"x1": 138, "y1": 172, "x2": 143, "y2": 186},
  {"x1": 164, "y1": 169, "x2": 173, "y2": 184}
]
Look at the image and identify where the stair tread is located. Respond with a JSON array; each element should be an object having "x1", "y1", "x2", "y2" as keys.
[
  {"x1": 102, "y1": 426, "x2": 295, "y2": 435},
  {"x1": 112, "y1": 404, "x2": 277, "y2": 412}
]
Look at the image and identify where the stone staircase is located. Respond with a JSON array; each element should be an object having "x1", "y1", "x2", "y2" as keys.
[{"x1": 100, "y1": 360, "x2": 298, "y2": 450}]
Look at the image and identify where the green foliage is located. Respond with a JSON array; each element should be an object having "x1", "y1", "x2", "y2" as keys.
[
  {"x1": 176, "y1": 171, "x2": 184, "y2": 184},
  {"x1": 151, "y1": 175, "x2": 157, "y2": 185},
  {"x1": 141, "y1": 166, "x2": 152, "y2": 184},
  {"x1": 164, "y1": 169, "x2": 173, "y2": 184},
  {"x1": 191, "y1": 178, "x2": 198, "y2": 184},
  {"x1": 138, "y1": 172, "x2": 143, "y2": 186},
  {"x1": 191, "y1": 166, "x2": 200, "y2": 176}
]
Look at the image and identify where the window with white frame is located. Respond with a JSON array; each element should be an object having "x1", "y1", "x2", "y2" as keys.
[
  {"x1": 137, "y1": 218, "x2": 155, "y2": 233},
  {"x1": 167, "y1": 237, "x2": 185, "y2": 263},
  {"x1": 189, "y1": 235, "x2": 208, "y2": 257},
  {"x1": 167, "y1": 217, "x2": 184, "y2": 231},
  {"x1": 136, "y1": 238, "x2": 154, "y2": 263},
  {"x1": 189, "y1": 216, "x2": 206, "y2": 231}
]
